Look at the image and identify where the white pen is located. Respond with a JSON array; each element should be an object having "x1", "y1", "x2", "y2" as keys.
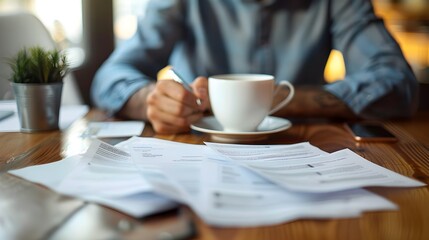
[{"x1": 169, "y1": 68, "x2": 202, "y2": 106}]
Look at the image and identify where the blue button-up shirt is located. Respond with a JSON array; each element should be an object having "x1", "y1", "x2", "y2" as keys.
[{"x1": 92, "y1": 0, "x2": 418, "y2": 118}]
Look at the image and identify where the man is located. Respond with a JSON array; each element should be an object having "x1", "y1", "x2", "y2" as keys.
[{"x1": 92, "y1": 0, "x2": 418, "y2": 134}]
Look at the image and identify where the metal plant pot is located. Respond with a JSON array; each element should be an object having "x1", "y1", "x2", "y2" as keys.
[{"x1": 12, "y1": 82, "x2": 63, "y2": 132}]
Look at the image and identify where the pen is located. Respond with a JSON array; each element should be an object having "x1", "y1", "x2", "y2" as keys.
[{"x1": 169, "y1": 68, "x2": 202, "y2": 106}]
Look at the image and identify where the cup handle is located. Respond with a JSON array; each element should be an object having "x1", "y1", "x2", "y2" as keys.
[{"x1": 268, "y1": 81, "x2": 295, "y2": 115}]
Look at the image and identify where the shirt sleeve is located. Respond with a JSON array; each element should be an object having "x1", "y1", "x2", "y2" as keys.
[
  {"x1": 91, "y1": 0, "x2": 185, "y2": 113},
  {"x1": 324, "y1": 0, "x2": 419, "y2": 119}
]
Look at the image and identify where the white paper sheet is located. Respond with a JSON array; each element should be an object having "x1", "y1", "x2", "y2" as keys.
[
  {"x1": 0, "y1": 100, "x2": 89, "y2": 132},
  {"x1": 9, "y1": 140, "x2": 177, "y2": 217},
  {"x1": 120, "y1": 137, "x2": 209, "y2": 204},
  {"x1": 122, "y1": 137, "x2": 399, "y2": 227},
  {"x1": 196, "y1": 161, "x2": 396, "y2": 226},
  {"x1": 82, "y1": 121, "x2": 144, "y2": 138},
  {"x1": 9, "y1": 137, "x2": 424, "y2": 226},
  {"x1": 8, "y1": 154, "x2": 80, "y2": 188},
  {"x1": 205, "y1": 142, "x2": 426, "y2": 192},
  {"x1": 57, "y1": 140, "x2": 152, "y2": 198}
]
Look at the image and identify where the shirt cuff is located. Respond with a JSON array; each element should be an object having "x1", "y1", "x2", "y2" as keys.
[{"x1": 324, "y1": 74, "x2": 385, "y2": 117}]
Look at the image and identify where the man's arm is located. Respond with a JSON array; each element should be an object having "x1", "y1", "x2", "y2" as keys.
[
  {"x1": 273, "y1": 86, "x2": 357, "y2": 119},
  {"x1": 91, "y1": 1, "x2": 184, "y2": 114},
  {"x1": 327, "y1": 0, "x2": 418, "y2": 119},
  {"x1": 117, "y1": 84, "x2": 155, "y2": 121}
]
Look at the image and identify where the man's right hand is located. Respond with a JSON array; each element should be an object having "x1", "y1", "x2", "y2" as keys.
[
  {"x1": 119, "y1": 77, "x2": 209, "y2": 134},
  {"x1": 146, "y1": 78, "x2": 207, "y2": 133}
]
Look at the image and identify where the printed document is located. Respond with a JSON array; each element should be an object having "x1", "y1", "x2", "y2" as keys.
[
  {"x1": 9, "y1": 137, "x2": 425, "y2": 226},
  {"x1": 10, "y1": 140, "x2": 177, "y2": 217},
  {"x1": 205, "y1": 142, "x2": 425, "y2": 192},
  {"x1": 120, "y1": 137, "x2": 404, "y2": 226}
]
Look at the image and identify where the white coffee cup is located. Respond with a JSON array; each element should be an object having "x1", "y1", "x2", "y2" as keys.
[{"x1": 208, "y1": 74, "x2": 294, "y2": 132}]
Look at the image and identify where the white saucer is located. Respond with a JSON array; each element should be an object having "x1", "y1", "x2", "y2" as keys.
[{"x1": 190, "y1": 116, "x2": 292, "y2": 143}]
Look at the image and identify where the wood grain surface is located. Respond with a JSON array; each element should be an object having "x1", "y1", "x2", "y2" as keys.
[{"x1": 1, "y1": 109, "x2": 428, "y2": 240}]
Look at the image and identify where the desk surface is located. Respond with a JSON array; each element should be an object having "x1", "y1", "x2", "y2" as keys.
[{"x1": 1, "y1": 110, "x2": 428, "y2": 240}]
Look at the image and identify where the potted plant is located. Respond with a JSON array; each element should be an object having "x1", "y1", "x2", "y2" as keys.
[{"x1": 7, "y1": 46, "x2": 68, "y2": 132}]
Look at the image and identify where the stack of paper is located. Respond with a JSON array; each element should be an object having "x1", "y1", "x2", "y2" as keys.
[
  {"x1": 120, "y1": 137, "x2": 424, "y2": 227},
  {"x1": 9, "y1": 137, "x2": 425, "y2": 227},
  {"x1": 9, "y1": 140, "x2": 178, "y2": 218}
]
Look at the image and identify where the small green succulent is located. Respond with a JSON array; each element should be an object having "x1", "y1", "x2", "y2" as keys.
[{"x1": 8, "y1": 46, "x2": 68, "y2": 84}]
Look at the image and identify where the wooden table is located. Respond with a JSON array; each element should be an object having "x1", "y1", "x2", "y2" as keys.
[{"x1": 1, "y1": 109, "x2": 428, "y2": 240}]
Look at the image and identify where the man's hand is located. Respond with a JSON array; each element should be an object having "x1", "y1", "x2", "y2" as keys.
[
  {"x1": 119, "y1": 76, "x2": 209, "y2": 134},
  {"x1": 273, "y1": 86, "x2": 356, "y2": 119},
  {"x1": 146, "y1": 77, "x2": 209, "y2": 133}
]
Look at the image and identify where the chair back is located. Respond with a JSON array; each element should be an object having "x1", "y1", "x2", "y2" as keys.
[{"x1": 0, "y1": 12, "x2": 83, "y2": 105}]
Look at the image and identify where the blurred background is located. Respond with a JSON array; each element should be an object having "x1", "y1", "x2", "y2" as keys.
[{"x1": 0, "y1": 0, "x2": 427, "y2": 110}]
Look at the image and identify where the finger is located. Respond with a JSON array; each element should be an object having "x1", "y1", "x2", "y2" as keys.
[
  {"x1": 191, "y1": 76, "x2": 210, "y2": 110},
  {"x1": 159, "y1": 80, "x2": 202, "y2": 110},
  {"x1": 149, "y1": 110, "x2": 203, "y2": 134},
  {"x1": 149, "y1": 81, "x2": 197, "y2": 117},
  {"x1": 152, "y1": 121, "x2": 190, "y2": 134},
  {"x1": 153, "y1": 90, "x2": 196, "y2": 117},
  {"x1": 147, "y1": 107, "x2": 190, "y2": 133},
  {"x1": 192, "y1": 76, "x2": 208, "y2": 91}
]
